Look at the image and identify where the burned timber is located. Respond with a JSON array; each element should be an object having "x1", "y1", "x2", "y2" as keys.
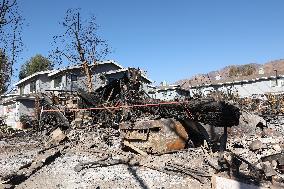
[{"x1": 1, "y1": 64, "x2": 284, "y2": 188}]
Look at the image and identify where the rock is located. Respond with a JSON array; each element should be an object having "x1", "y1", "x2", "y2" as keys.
[
  {"x1": 238, "y1": 112, "x2": 266, "y2": 134},
  {"x1": 0, "y1": 183, "x2": 13, "y2": 189},
  {"x1": 262, "y1": 161, "x2": 277, "y2": 177},
  {"x1": 249, "y1": 140, "x2": 263, "y2": 151},
  {"x1": 262, "y1": 128, "x2": 282, "y2": 137},
  {"x1": 71, "y1": 117, "x2": 93, "y2": 128},
  {"x1": 45, "y1": 128, "x2": 66, "y2": 146},
  {"x1": 0, "y1": 141, "x2": 7, "y2": 146},
  {"x1": 51, "y1": 128, "x2": 66, "y2": 143},
  {"x1": 271, "y1": 160, "x2": 278, "y2": 169},
  {"x1": 71, "y1": 118, "x2": 83, "y2": 128},
  {"x1": 273, "y1": 144, "x2": 281, "y2": 152}
]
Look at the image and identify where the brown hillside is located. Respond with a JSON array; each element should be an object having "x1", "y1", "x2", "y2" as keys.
[{"x1": 175, "y1": 59, "x2": 284, "y2": 89}]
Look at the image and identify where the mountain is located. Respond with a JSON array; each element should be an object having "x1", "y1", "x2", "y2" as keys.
[{"x1": 175, "y1": 59, "x2": 284, "y2": 89}]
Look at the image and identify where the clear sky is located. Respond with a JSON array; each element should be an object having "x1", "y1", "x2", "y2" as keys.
[{"x1": 16, "y1": 0, "x2": 284, "y2": 85}]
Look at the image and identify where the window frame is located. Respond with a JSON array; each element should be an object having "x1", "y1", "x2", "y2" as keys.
[
  {"x1": 54, "y1": 76, "x2": 62, "y2": 88},
  {"x1": 19, "y1": 85, "x2": 24, "y2": 95},
  {"x1": 30, "y1": 81, "x2": 36, "y2": 93},
  {"x1": 70, "y1": 74, "x2": 78, "y2": 82}
]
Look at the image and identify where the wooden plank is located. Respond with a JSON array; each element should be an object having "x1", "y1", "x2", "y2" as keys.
[{"x1": 123, "y1": 141, "x2": 148, "y2": 156}]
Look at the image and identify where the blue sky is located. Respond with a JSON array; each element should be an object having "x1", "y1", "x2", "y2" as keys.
[{"x1": 16, "y1": 0, "x2": 284, "y2": 85}]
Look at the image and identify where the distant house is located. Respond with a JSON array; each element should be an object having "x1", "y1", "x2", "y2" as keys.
[
  {"x1": 0, "y1": 94, "x2": 35, "y2": 128},
  {"x1": 215, "y1": 74, "x2": 222, "y2": 81},
  {"x1": 188, "y1": 71, "x2": 284, "y2": 98},
  {"x1": 147, "y1": 84, "x2": 190, "y2": 101}
]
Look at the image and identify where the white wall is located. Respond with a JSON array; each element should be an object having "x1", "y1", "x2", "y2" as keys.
[
  {"x1": 3, "y1": 101, "x2": 18, "y2": 127},
  {"x1": 190, "y1": 78, "x2": 284, "y2": 98},
  {"x1": 18, "y1": 74, "x2": 52, "y2": 95}
]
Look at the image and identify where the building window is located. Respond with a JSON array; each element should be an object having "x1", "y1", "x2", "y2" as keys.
[
  {"x1": 19, "y1": 85, "x2": 24, "y2": 95},
  {"x1": 71, "y1": 74, "x2": 77, "y2": 81},
  {"x1": 54, "y1": 76, "x2": 62, "y2": 88},
  {"x1": 99, "y1": 75, "x2": 107, "y2": 84},
  {"x1": 108, "y1": 77, "x2": 116, "y2": 83},
  {"x1": 30, "y1": 81, "x2": 36, "y2": 93},
  {"x1": 271, "y1": 80, "x2": 277, "y2": 87},
  {"x1": 281, "y1": 79, "x2": 284, "y2": 87}
]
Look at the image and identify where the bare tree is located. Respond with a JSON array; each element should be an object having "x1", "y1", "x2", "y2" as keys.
[
  {"x1": 0, "y1": 0, "x2": 23, "y2": 94},
  {"x1": 0, "y1": 49, "x2": 11, "y2": 94},
  {"x1": 51, "y1": 8, "x2": 110, "y2": 92}
]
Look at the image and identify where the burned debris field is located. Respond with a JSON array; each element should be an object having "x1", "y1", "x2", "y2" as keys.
[
  {"x1": 1, "y1": 1, "x2": 284, "y2": 189},
  {"x1": 1, "y1": 68, "x2": 284, "y2": 189}
]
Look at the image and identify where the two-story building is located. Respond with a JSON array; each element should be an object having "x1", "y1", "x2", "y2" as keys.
[
  {"x1": 14, "y1": 60, "x2": 124, "y2": 95},
  {"x1": 0, "y1": 60, "x2": 152, "y2": 128}
]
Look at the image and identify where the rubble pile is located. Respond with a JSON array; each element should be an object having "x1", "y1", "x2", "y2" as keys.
[
  {"x1": 1, "y1": 68, "x2": 284, "y2": 188},
  {"x1": 84, "y1": 69, "x2": 240, "y2": 128}
]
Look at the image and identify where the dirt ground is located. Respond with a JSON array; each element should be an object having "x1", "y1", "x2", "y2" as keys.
[
  {"x1": 1, "y1": 113, "x2": 284, "y2": 189},
  {"x1": 0, "y1": 137, "x2": 209, "y2": 189}
]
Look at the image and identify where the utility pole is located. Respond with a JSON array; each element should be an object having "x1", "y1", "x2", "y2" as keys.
[{"x1": 274, "y1": 69, "x2": 278, "y2": 86}]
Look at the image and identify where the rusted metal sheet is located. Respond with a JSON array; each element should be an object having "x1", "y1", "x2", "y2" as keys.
[
  {"x1": 120, "y1": 119, "x2": 162, "y2": 141},
  {"x1": 121, "y1": 118, "x2": 189, "y2": 154},
  {"x1": 166, "y1": 120, "x2": 188, "y2": 151},
  {"x1": 120, "y1": 120, "x2": 162, "y2": 130},
  {"x1": 123, "y1": 129, "x2": 149, "y2": 140}
]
